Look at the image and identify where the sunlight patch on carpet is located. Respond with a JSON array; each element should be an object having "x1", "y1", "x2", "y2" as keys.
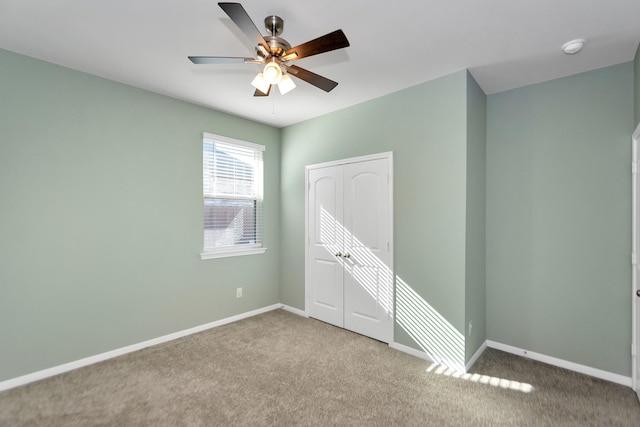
[{"x1": 426, "y1": 363, "x2": 534, "y2": 393}]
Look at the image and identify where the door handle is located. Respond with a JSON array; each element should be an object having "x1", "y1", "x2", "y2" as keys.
[
  {"x1": 343, "y1": 253, "x2": 351, "y2": 259},
  {"x1": 335, "y1": 251, "x2": 342, "y2": 257},
  {"x1": 637, "y1": 290, "x2": 640, "y2": 297}
]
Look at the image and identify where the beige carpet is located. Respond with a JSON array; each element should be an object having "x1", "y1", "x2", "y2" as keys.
[{"x1": 1, "y1": 309, "x2": 639, "y2": 426}]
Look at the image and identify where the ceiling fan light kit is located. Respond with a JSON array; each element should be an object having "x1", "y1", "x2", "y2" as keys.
[
  {"x1": 277, "y1": 74, "x2": 296, "y2": 95},
  {"x1": 189, "y1": 2, "x2": 350, "y2": 97},
  {"x1": 251, "y1": 58, "x2": 296, "y2": 95},
  {"x1": 251, "y1": 72, "x2": 270, "y2": 94},
  {"x1": 262, "y1": 60, "x2": 283, "y2": 84}
]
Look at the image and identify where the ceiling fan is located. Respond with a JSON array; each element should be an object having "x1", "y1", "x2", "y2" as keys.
[{"x1": 189, "y1": 2, "x2": 350, "y2": 96}]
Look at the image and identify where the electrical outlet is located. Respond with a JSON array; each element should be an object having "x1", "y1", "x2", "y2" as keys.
[
  {"x1": 468, "y1": 321, "x2": 473, "y2": 336},
  {"x1": 236, "y1": 287, "x2": 242, "y2": 298}
]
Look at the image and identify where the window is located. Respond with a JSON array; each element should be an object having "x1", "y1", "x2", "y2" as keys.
[{"x1": 201, "y1": 133, "x2": 266, "y2": 259}]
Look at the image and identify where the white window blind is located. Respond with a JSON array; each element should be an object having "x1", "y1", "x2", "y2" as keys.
[{"x1": 202, "y1": 133, "x2": 265, "y2": 258}]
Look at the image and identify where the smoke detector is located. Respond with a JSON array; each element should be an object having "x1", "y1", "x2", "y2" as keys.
[{"x1": 562, "y1": 39, "x2": 585, "y2": 55}]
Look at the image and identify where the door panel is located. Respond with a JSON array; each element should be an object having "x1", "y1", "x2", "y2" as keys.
[
  {"x1": 314, "y1": 177, "x2": 338, "y2": 246},
  {"x1": 312, "y1": 260, "x2": 342, "y2": 309},
  {"x1": 348, "y1": 265, "x2": 382, "y2": 321},
  {"x1": 350, "y1": 172, "x2": 381, "y2": 250},
  {"x1": 343, "y1": 159, "x2": 393, "y2": 343},
  {"x1": 308, "y1": 166, "x2": 344, "y2": 327}
]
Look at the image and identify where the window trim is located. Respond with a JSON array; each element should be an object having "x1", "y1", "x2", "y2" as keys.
[
  {"x1": 203, "y1": 132, "x2": 265, "y2": 153},
  {"x1": 200, "y1": 245, "x2": 267, "y2": 260},
  {"x1": 200, "y1": 132, "x2": 267, "y2": 260}
]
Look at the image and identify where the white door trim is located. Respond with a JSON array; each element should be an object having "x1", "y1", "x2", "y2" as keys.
[
  {"x1": 632, "y1": 122, "x2": 640, "y2": 397},
  {"x1": 305, "y1": 151, "x2": 394, "y2": 342},
  {"x1": 305, "y1": 152, "x2": 394, "y2": 171}
]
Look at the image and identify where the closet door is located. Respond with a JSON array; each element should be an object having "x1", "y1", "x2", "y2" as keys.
[
  {"x1": 308, "y1": 165, "x2": 344, "y2": 327},
  {"x1": 306, "y1": 154, "x2": 393, "y2": 343},
  {"x1": 343, "y1": 159, "x2": 393, "y2": 343}
]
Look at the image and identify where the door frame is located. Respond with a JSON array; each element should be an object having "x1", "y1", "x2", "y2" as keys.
[
  {"x1": 633, "y1": 123, "x2": 640, "y2": 397},
  {"x1": 305, "y1": 152, "x2": 394, "y2": 341}
]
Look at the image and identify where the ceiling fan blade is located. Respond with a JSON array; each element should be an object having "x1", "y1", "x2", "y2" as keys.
[
  {"x1": 189, "y1": 56, "x2": 259, "y2": 64},
  {"x1": 283, "y1": 30, "x2": 350, "y2": 61},
  {"x1": 254, "y1": 85, "x2": 271, "y2": 96},
  {"x1": 218, "y1": 2, "x2": 270, "y2": 53},
  {"x1": 287, "y1": 65, "x2": 338, "y2": 92}
]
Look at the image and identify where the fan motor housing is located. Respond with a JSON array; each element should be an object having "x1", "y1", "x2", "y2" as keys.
[
  {"x1": 266, "y1": 36, "x2": 291, "y2": 56},
  {"x1": 264, "y1": 16, "x2": 290, "y2": 57}
]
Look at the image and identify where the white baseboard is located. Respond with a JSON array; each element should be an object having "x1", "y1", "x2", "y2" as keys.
[
  {"x1": 5, "y1": 310, "x2": 630, "y2": 393},
  {"x1": 0, "y1": 303, "x2": 283, "y2": 393},
  {"x1": 391, "y1": 341, "x2": 487, "y2": 373},
  {"x1": 389, "y1": 342, "x2": 436, "y2": 363},
  {"x1": 466, "y1": 341, "x2": 487, "y2": 371},
  {"x1": 281, "y1": 304, "x2": 307, "y2": 317},
  {"x1": 486, "y1": 340, "x2": 632, "y2": 387}
]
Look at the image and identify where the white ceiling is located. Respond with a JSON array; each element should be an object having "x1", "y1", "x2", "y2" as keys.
[{"x1": 1, "y1": 0, "x2": 639, "y2": 128}]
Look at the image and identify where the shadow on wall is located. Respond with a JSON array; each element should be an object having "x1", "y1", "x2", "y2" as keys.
[
  {"x1": 320, "y1": 207, "x2": 465, "y2": 371},
  {"x1": 396, "y1": 276, "x2": 465, "y2": 372}
]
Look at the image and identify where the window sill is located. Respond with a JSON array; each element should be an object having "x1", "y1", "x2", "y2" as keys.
[{"x1": 200, "y1": 247, "x2": 267, "y2": 260}]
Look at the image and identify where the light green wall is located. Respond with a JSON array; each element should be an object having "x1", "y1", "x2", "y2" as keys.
[
  {"x1": 635, "y1": 43, "x2": 640, "y2": 127},
  {"x1": 486, "y1": 63, "x2": 633, "y2": 376},
  {"x1": 281, "y1": 71, "x2": 470, "y2": 369},
  {"x1": 0, "y1": 49, "x2": 281, "y2": 381},
  {"x1": 464, "y1": 72, "x2": 487, "y2": 362},
  {"x1": 2, "y1": 44, "x2": 635, "y2": 383}
]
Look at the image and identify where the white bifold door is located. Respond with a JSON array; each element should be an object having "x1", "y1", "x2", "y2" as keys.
[{"x1": 306, "y1": 154, "x2": 393, "y2": 343}]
